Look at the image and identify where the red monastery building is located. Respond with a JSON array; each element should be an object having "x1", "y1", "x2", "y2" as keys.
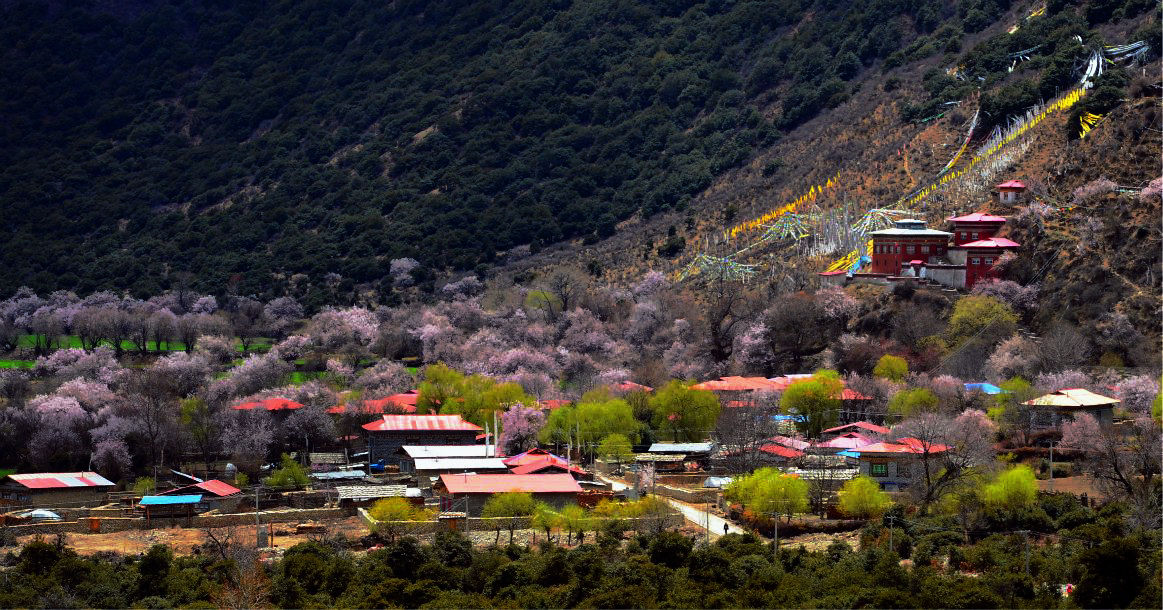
[{"x1": 826, "y1": 179, "x2": 1025, "y2": 291}]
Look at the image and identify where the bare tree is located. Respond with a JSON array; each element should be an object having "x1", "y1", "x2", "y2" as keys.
[
  {"x1": 149, "y1": 310, "x2": 177, "y2": 351},
  {"x1": 712, "y1": 392, "x2": 781, "y2": 472},
  {"x1": 123, "y1": 368, "x2": 181, "y2": 470},
  {"x1": 1063, "y1": 414, "x2": 1161, "y2": 528},
  {"x1": 73, "y1": 308, "x2": 107, "y2": 351},
  {"x1": 1036, "y1": 322, "x2": 1090, "y2": 373},
  {"x1": 534, "y1": 268, "x2": 588, "y2": 323},
  {"x1": 228, "y1": 297, "x2": 267, "y2": 354},
  {"x1": 894, "y1": 410, "x2": 996, "y2": 514},
  {"x1": 102, "y1": 308, "x2": 135, "y2": 357}
]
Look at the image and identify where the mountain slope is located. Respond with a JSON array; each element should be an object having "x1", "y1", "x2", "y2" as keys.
[{"x1": 0, "y1": 0, "x2": 1156, "y2": 306}]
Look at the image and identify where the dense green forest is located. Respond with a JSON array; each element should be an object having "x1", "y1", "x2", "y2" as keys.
[
  {"x1": 1, "y1": 495, "x2": 1160, "y2": 608},
  {"x1": 0, "y1": 0, "x2": 1154, "y2": 299}
]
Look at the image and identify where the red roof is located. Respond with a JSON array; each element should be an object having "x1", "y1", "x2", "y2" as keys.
[
  {"x1": 692, "y1": 376, "x2": 784, "y2": 392},
  {"x1": 823, "y1": 422, "x2": 890, "y2": 436},
  {"x1": 996, "y1": 180, "x2": 1027, "y2": 189},
  {"x1": 363, "y1": 414, "x2": 482, "y2": 432},
  {"x1": 502, "y1": 448, "x2": 554, "y2": 466},
  {"x1": 948, "y1": 212, "x2": 1007, "y2": 223},
  {"x1": 232, "y1": 397, "x2": 304, "y2": 411},
  {"x1": 509, "y1": 457, "x2": 587, "y2": 476},
  {"x1": 614, "y1": 381, "x2": 654, "y2": 393},
  {"x1": 4, "y1": 472, "x2": 115, "y2": 489},
  {"x1": 759, "y1": 444, "x2": 804, "y2": 459},
  {"x1": 961, "y1": 237, "x2": 1020, "y2": 249},
  {"x1": 538, "y1": 399, "x2": 571, "y2": 410},
  {"x1": 160, "y1": 480, "x2": 242, "y2": 497},
  {"x1": 440, "y1": 473, "x2": 582, "y2": 494},
  {"x1": 328, "y1": 392, "x2": 419, "y2": 415},
  {"x1": 819, "y1": 432, "x2": 878, "y2": 449},
  {"x1": 859, "y1": 438, "x2": 948, "y2": 454}
]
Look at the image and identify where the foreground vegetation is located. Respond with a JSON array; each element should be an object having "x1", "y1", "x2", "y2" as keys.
[{"x1": 1, "y1": 494, "x2": 1158, "y2": 609}]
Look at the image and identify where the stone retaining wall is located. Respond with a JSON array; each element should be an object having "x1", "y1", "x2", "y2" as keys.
[
  {"x1": 655, "y1": 484, "x2": 718, "y2": 503},
  {"x1": 3, "y1": 507, "x2": 352, "y2": 537}
]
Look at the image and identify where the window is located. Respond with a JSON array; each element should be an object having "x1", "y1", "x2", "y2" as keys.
[
  {"x1": 870, "y1": 463, "x2": 888, "y2": 477},
  {"x1": 984, "y1": 258, "x2": 994, "y2": 265},
  {"x1": 921, "y1": 245, "x2": 929, "y2": 254},
  {"x1": 970, "y1": 257, "x2": 980, "y2": 265},
  {"x1": 971, "y1": 232, "x2": 979, "y2": 239},
  {"x1": 905, "y1": 245, "x2": 914, "y2": 254}
]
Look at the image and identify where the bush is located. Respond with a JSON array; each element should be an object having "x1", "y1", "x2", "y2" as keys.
[
  {"x1": 872, "y1": 354, "x2": 908, "y2": 382},
  {"x1": 263, "y1": 454, "x2": 309, "y2": 489}
]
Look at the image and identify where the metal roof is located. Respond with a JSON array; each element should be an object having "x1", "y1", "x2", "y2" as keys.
[
  {"x1": 869, "y1": 228, "x2": 953, "y2": 237},
  {"x1": 403, "y1": 445, "x2": 498, "y2": 459},
  {"x1": 440, "y1": 473, "x2": 582, "y2": 494},
  {"x1": 160, "y1": 480, "x2": 242, "y2": 497},
  {"x1": 311, "y1": 471, "x2": 367, "y2": 481},
  {"x1": 648, "y1": 442, "x2": 714, "y2": 454},
  {"x1": 362, "y1": 414, "x2": 483, "y2": 432},
  {"x1": 232, "y1": 397, "x2": 303, "y2": 411},
  {"x1": 5, "y1": 472, "x2": 114, "y2": 489},
  {"x1": 996, "y1": 180, "x2": 1027, "y2": 189},
  {"x1": 965, "y1": 382, "x2": 1006, "y2": 395},
  {"x1": 959, "y1": 237, "x2": 1020, "y2": 248},
  {"x1": 509, "y1": 457, "x2": 586, "y2": 475},
  {"x1": 823, "y1": 422, "x2": 890, "y2": 435},
  {"x1": 636, "y1": 453, "x2": 685, "y2": 462},
  {"x1": 413, "y1": 457, "x2": 510, "y2": 471},
  {"x1": 1023, "y1": 388, "x2": 1120, "y2": 409},
  {"x1": 337, "y1": 485, "x2": 411, "y2": 500},
  {"x1": 140, "y1": 494, "x2": 202, "y2": 506},
  {"x1": 948, "y1": 212, "x2": 1007, "y2": 223}
]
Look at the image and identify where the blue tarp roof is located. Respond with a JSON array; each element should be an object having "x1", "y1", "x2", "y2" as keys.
[
  {"x1": 772, "y1": 414, "x2": 806, "y2": 422},
  {"x1": 836, "y1": 450, "x2": 860, "y2": 458},
  {"x1": 140, "y1": 494, "x2": 202, "y2": 506},
  {"x1": 965, "y1": 383, "x2": 1007, "y2": 395}
]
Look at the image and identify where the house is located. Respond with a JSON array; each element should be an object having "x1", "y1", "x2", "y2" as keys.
[
  {"x1": 399, "y1": 445, "x2": 500, "y2": 474},
  {"x1": 138, "y1": 495, "x2": 200, "y2": 523},
  {"x1": 158, "y1": 479, "x2": 243, "y2": 512},
  {"x1": 232, "y1": 397, "x2": 303, "y2": 412},
  {"x1": 336, "y1": 485, "x2": 423, "y2": 507},
  {"x1": 850, "y1": 438, "x2": 948, "y2": 492},
  {"x1": 414, "y1": 458, "x2": 511, "y2": 489},
  {"x1": 328, "y1": 391, "x2": 420, "y2": 415},
  {"x1": 822, "y1": 422, "x2": 890, "y2": 440},
  {"x1": 0, "y1": 472, "x2": 115, "y2": 508},
  {"x1": 756, "y1": 443, "x2": 805, "y2": 465},
  {"x1": 1023, "y1": 388, "x2": 1120, "y2": 427},
  {"x1": 951, "y1": 236, "x2": 1021, "y2": 288},
  {"x1": 503, "y1": 449, "x2": 588, "y2": 477},
  {"x1": 995, "y1": 179, "x2": 1027, "y2": 204},
  {"x1": 818, "y1": 432, "x2": 879, "y2": 450},
  {"x1": 868, "y1": 219, "x2": 954, "y2": 275},
  {"x1": 648, "y1": 442, "x2": 714, "y2": 469},
  {"x1": 437, "y1": 473, "x2": 583, "y2": 515},
  {"x1": 363, "y1": 415, "x2": 483, "y2": 467},
  {"x1": 948, "y1": 212, "x2": 1008, "y2": 246}
]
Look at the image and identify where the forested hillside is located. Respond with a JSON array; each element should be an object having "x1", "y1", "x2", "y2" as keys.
[{"x1": 0, "y1": 0, "x2": 1156, "y2": 303}]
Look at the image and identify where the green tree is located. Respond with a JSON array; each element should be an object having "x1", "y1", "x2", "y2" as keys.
[
  {"x1": 598, "y1": 433, "x2": 634, "y2": 469},
  {"x1": 368, "y1": 497, "x2": 433, "y2": 543},
  {"x1": 873, "y1": 354, "x2": 909, "y2": 381},
  {"x1": 416, "y1": 363, "x2": 536, "y2": 426},
  {"x1": 993, "y1": 376, "x2": 1039, "y2": 445},
  {"x1": 649, "y1": 380, "x2": 720, "y2": 442},
  {"x1": 540, "y1": 397, "x2": 639, "y2": 452},
  {"x1": 947, "y1": 296, "x2": 1017, "y2": 346},
  {"x1": 559, "y1": 504, "x2": 588, "y2": 545},
  {"x1": 133, "y1": 477, "x2": 156, "y2": 495},
  {"x1": 263, "y1": 453, "x2": 309, "y2": 489},
  {"x1": 724, "y1": 467, "x2": 809, "y2": 523},
  {"x1": 779, "y1": 370, "x2": 843, "y2": 438},
  {"x1": 979, "y1": 465, "x2": 1036, "y2": 512},
  {"x1": 837, "y1": 476, "x2": 893, "y2": 519},
  {"x1": 531, "y1": 502, "x2": 562, "y2": 544},
  {"x1": 481, "y1": 492, "x2": 537, "y2": 545},
  {"x1": 888, "y1": 388, "x2": 939, "y2": 417}
]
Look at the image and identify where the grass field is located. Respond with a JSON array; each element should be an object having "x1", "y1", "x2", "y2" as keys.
[{"x1": 0, "y1": 359, "x2": 35, "y2": 369}]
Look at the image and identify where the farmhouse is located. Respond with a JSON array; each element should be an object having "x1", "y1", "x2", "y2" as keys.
[
  {"x1": 363, "y1": 415, "x2": 483, "y2": 467},
  {"x1": 158, "y1": 479, "x2": 243, "y2": 512},
  {"x1": 0, "y1": 472, "x2": 115, "y2": 508},
  {"x1": 850, "y1": 438, "x2": 947, "y2": 492},
  {"x1": 1024, "y1": 388, "x2": 1120, "y2": 427},
  {"x1": 437, "y1": 473, "x2": 582, "y2": 515}
]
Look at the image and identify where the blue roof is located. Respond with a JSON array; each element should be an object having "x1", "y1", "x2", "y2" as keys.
[
  {"x1": 965, "y1": 383, "x2": 1007, "y2": 395},
  {"x1": 140, "y1": 494, "x2": 202, "y2": 506},
  {"x1": 836, "y1": 450, "x2": 860, "y2": 458},
  {"x1": 772, "y1": 414, "x2": 806, "y2": 422}
]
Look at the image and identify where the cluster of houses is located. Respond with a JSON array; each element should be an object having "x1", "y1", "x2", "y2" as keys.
[{"x1": 820, "y1": 180, "x2": 1027, "y2": 290}]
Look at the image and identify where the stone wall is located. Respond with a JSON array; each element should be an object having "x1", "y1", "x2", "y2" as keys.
[{"x1": 655, "y1": 484, "x2": 718, "y2": 503}]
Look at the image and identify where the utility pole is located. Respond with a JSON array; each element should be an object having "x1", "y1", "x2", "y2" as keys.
[
  {"x1": 1022, "y1": 530, "x2": 1031, "y2": 578},
  {"x1": 888, "y1": 515, "x2": 894, "y2": 551},
  {"x1": 255, "y1": 484, "x2": 261, "y2": 547},
  {"x1": 772, "y1": 511, "x2": 779, "y2": 561},
  {"x1": 1047, "y1": 442, "x2": 1056, "y2": 492}
]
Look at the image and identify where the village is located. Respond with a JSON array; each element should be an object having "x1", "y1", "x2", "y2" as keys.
[{"x1": 0, "y1": 181, "x2": 1153, "y2": 561}]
